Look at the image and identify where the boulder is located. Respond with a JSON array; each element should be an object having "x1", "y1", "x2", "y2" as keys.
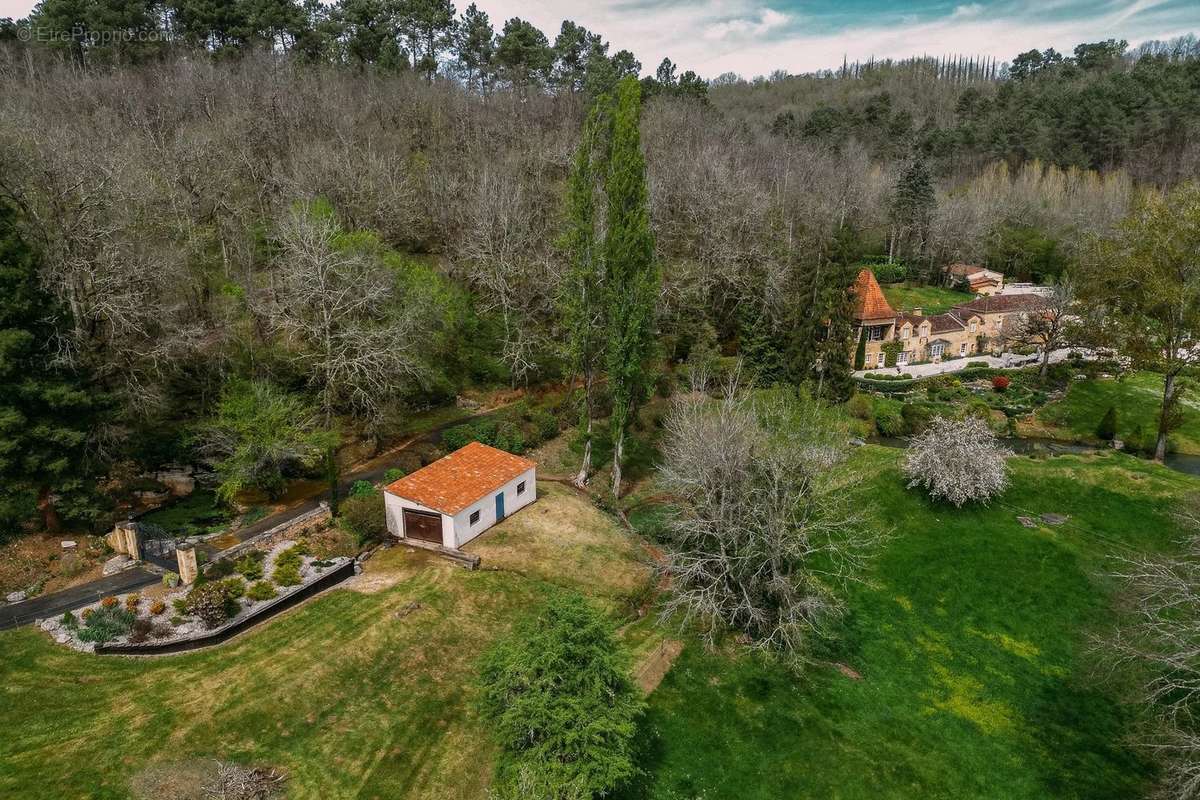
[
  {"x1": 6, "y1": 590, "x2": 27, "y2": 603},
  {"x1": 61, "y1": 540, "x2": 77, "y2": 549},
  {"x1": 1017, "y1": 516, "x2": 1038, "y2": 529},
  {"x1": 1040, "y1": 513, "x2": 1069, "y2": 526},
  {"x1": 102, "y1": 554, "x2": 133, "y2": 576},
  {"x1": 1110, "y1": 439, "x2": 1125, "y2": 451}
]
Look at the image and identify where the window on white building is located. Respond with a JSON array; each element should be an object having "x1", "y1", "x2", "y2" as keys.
[
  {"x1": 867, "y1": 325, "x2": 885, "y2": 341},
  {"x1": 960, "y1": 343, "x2": 967, "y2": 356}
]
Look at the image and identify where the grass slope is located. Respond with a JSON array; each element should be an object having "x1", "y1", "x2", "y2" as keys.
[
  {"x1": 626, "y1": 447, "x2": 1193, "y2": 800},
  {"x1": 0, "y1": 483, "x2": 652, "y2": 800},
  {"x1": 881, "y1": 283, "x2": 974, "y2": 315},
  {"x1": 1034, "y1": 372, "x2": 1200, "y2": 455}
]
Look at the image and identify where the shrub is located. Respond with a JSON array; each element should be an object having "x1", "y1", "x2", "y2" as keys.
[
  {"x1": 349, "y1": 479, "x2": 376, "y2": 498},
  {"x1": 149, "y1": 600, "x2": 166, "y2": 616},
  {"x1": 206, "y1": 558, "x2": 236, "y2": 579},
  {"x1": 61, "y1": 610, "x2": 77, "y2": 628},
  {"x1": 991, "y1": 375, "x2": 1011, "y2": 392},
  {"x1": 1097, "y1": 406, "x2": 1118, "y2": 441},
  {"x1": 247, "y1": 581, "x2": 276, "y2": 601},
  {"x1": 81, "y1": 608, "x2": 94, "y2": 621},
  {"x1": 170, "y1": 615, "x2": 185, "y2": 626},
  {"x1": 476, "y1": 592, "x2": 644, "y2": 800},
  {"x1": 383, "y1": 467, "x2": 405, "y2": 483},
  {"x1": 874, "y1": 401, "x2": 906, "y2": 437},
  {"x1": 129, "y1": 618, "x2": 155, "y2": 643},
  {"x1": 151, "y1": 623, "x2": 173, "y2": 639},
  {"x1": 846, "y1": 393, "x2": 873, "y2": 420},
  {"x1": 966, "y1": 360, "x2": 990, "y2": 368},
  {"x1": 172, "y1": 597, "x2": 188, "y2": 614},
  {"x1": 59, "y1": 553, "x2": 85, "y2": 578},
  {"x1": 901, "y1": 402, "x2": 934, "y2": 435},
  {"x1": 904, "y1": 416, "x2": 1011, "y2": 507},
  {"x1": 78, "y1": 605, "x2": 135, "y2": 644},
  {"x1": 273, "y1": 563, "x2": 301, "y2": 587},
  {"x1": 185, "y1": 582, "x2": 237, "y2": 629},
  {"x1": 162, "y1": 571, "x2": 180, "y2": 588},
  {"x1": 124, "y1": 594, "x2": 140, "y2": 612},
  {"x1": 529, "y1": 408, "x2": 560, "y2": 442},
  {"x1": 339, "y1": 493, "x2": 388, "y2": 547},
  {"x1": 100, "y1": 596, "x2": 118, "y2": 609},
  {"x1": 222, "y1": 577, "x2": 245, "y2": 600},
  {"x1": 235, "y1": 553, "x2": 264, "y2": 581}
]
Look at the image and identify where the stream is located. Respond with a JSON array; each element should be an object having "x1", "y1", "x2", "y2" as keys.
[{"x1": 866, "y1": 435, "x2": 1200, "y2": 477}]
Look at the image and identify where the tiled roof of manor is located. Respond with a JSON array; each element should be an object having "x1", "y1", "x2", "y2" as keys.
[
  {"x1": 851, "y1": 269, "x2": 897, "y2": 321},
  {"x1": 954, "y1": 294, "x2": 1048, "y2": 315}
]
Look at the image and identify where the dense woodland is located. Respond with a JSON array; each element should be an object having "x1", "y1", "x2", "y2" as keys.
[{"x1": 0, "y1": 1, "x2": 1198, "y2": 534}]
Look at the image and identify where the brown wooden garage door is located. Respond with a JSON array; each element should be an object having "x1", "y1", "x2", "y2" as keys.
[{"x1": 403, "y1": 509, "x2": 442, "y2": 544}]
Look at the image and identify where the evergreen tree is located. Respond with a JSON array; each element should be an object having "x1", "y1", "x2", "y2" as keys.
[
  {"x1": 494, "y1": 17, "x2": 552, "y2": 87},
  {"x1": 1097, "y1": 406, "x2": 1118, "y2": 441},
  {"x1": 603, "y1": 76, "x2": 659, "y2": 497},
  {"x1": 0, "y1": 200, "x2": 101, "y2": 534},
  {"x1": 888, "y1": 157, "x2": 936, "y2": 269},
  {"x1": 453, "y1": 3, "x2": 493, "y2": 90},
  {"x1": 551, "y1": 19, "x2": 598, "y2": 93},
  {"x1": 560, "y1": 103, "x2": 605, "y2": 487},
  {"x1": 397, "y1": 0, "x2": 455, "y2": 80}
]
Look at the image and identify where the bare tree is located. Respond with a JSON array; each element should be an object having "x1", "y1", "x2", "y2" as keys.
[
  {"x1": 904, "y1": 416, "x2": 1010, "y2": 507},
  {"x1": 1099, "y1": 496, "x2": 1200, "y2": 799},
  {"x1": 264, "y1": 203, "x2": 428, "y2": 423},
  {"x1": 1006, "y1": 277, "x2": 1076, "y2": 380},
  {"x1": 657, "y1": 376, "x2": 879, "y2": 658}
]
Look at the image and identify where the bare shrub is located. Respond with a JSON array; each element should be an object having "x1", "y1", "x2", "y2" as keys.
[
  {"x1": 202, "y1": 762, "x2": 286, "y2": 800},
  {"x1": 657, "y1": 377, "x2": 880, "y2": 658},
  {"x1": 903, "y1": 416, "x2": 1010, "y2": 507}
]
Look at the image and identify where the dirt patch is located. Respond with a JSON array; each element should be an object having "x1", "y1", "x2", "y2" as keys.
[
  {"x1": 129, "y1": 759, "x2": 222, "y2": 800},
  {"x1": 345, "y1": 546, "x2": 441, "y2": 594},
  {"x1": 0, "y1": 533, "x2": 109, "y2": 596},
  {"x1": 634, "y1": 638, "x2": 684, "y2": 694}
]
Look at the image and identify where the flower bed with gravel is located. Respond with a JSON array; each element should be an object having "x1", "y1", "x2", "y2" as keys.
[{"x1": 38, "y1": 539, "x2": 351, "y2": 653}]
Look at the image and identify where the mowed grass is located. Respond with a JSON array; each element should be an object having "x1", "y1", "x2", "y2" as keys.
[
  {"x1": 624, "y1": 447, "x2": 1194, "y2": 800},
  {"x1": 1034, "y1": 371, "x2": 1200, "y2": 454},
  {"x1": 881, "y1": 282, "x2": 975, "y2": 314},
  {"x1": 0, "y1": 483, "x2": 653, "y2": 800}
]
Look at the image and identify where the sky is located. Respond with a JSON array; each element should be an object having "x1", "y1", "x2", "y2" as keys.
[{"x1": 2, "y1": 0, "x2": 1197, "y2": 78}]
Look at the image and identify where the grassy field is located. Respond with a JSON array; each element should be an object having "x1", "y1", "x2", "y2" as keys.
[
  {"x1": 0, "y1": 482, "x2": 654, "y2": 800},
  {"x1": 881, "y1": 282, "x2": 975, "y2": 315},
  {"x1": 1031, "y1": 371, "x2": 1200, "y2": 455},
  {"x1": 623, "y1": 447, "x2": 1194, "y2": 800}
]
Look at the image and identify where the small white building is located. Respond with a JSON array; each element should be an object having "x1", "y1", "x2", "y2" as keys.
[{"x1": 383, "y1": 441, "x2": 537, "y2": 551}]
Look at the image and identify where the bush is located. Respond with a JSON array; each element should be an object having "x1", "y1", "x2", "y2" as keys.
[
  {"x1": 874, "y1": 401, "x2": 906, "y2": 437},
  {"x1": 1097, "y1": 406, "x2": 1118, "y2": 441},
  {"x1": 100, "y1": 596, "x2": 118, "y2": 609},
  {"x1": 185, "y1": 582, "x2": 238, "y2": 629},
  {"x1": 235, "y1": 553, "x2": 264, "y2": 580},
  {"x1": 78, "y1": 605, "x2": 135, "y2": 644},
  {"x1": 206, "y1": 558, "x2": 236, "y2": 579},
  {"x1": 162, "y1": 571, "x2": 179, "y2": 588},
  {"x1": 61, "y1": 610, "x2": 77, "y2": 628},
  {"x1": 383, "y1": 467, "x2": 405, "y2": 483},
  {"x1": 272, "y1": 544, "x2": 307, "y2": 587},
  {"x1": 846, "y1": 393, "x2": 873, "y2": 420},
  {"x1": 529, "y1": 408, "x2": 560, "y2": 442},
  {"x1": 81, "y1": 607, "x2": 94, "y2": 621},
  {"x1": 247, "y1": 581, "x2": 276, "y2": 601},
  {"x1": 339, "y1": 493, "x2": 387, "y2": 547},
  {"x1": 172, "y1": 597, "x2": 187, "y2": 614},
  {"x1": 150, "y1": 600, "x2": 166, "y2": 615},
  {"x1": 124, "y1": 594, "x2": 140, "y2": 612},
  {"x1": 349, "y1": 479, "x2": 376, "y2": 498},
  {"x1": 992, "y1": 375, "x2": 1011, "y2": 392},
  {"x1": 904, "y1": 416, "x2": 1011, "y2": 507},
  {"x1": 476, "y1": 592, "x2": 644, "y2": 800},
  {"x1": 59, "y1": 553, "x2": 85, "y2": 579},
  {"x1": 901, "y1": 402, "x2": 935, "y2": 435},
  {"x1": 966, "y1": 360, "x2": 990, "y2": 368},
  {"x1": 222, "y1": 577, "x2": 245, "y2": 600},
  {"x1": 129, "y1": 618, "x2": 155, "y2": 643}
]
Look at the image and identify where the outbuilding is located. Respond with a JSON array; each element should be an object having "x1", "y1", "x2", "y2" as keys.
[{"x1": 383, "y1": 441, "x2": 537, "y2": 551}]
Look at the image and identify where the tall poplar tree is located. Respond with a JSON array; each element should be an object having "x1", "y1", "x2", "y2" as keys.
[
  {"x1": 603, "y1": 76, "x2": 658, "y2": 497},
  {"x1": 561, "y1": 105, "x2": 605, "y2": 487}
]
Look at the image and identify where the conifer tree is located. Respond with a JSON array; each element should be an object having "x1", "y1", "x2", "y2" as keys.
[
  {"x1": 603, "y1": 76, "x2": 658, "y2": 497},
  {"x1": 0, "y1": 200, "x2": 101, "y2": 534}
]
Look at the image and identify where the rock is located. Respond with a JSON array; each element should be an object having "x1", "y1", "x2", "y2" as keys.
[
  {"x1": 1074, "y1": 374, "x2": 1088, "y2": 381},
  {"x1": 61, "y1": 540, "x2": 77, "y2": 549},
  {"x1": 455, "y1": 395, "x2": 481, "y2": 410},
  {"x1": 1110, "y1": 439, "x2": 1125, "y2": 451},
  {"x1": 1040, "y1": 513, "x2": 1069, "y2": 526},
  {"x1": 102, "y1": 554, "x2": 133, "y2": 576},
  {"x1": 154, "y1": 469, "x2": 196, "y2": 497},
  {"x1": 6, "y1": 590, "x2": 27, "y2": 603},
  {"x1": 849, "y1": 438, "x2": 866, "y2": 447},
  {"x1": 1017, "y1": 516, "x2": 1038, "y2": 528}
]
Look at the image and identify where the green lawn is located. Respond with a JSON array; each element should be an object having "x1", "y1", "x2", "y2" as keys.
[
  {"x1": 881, "y1": 282, "x2": 975, "y2": 314},
  {"x1": 0, "y1": 483, "x2": 653, "y2": 800},
  {"x1": 623, "y1": 447, "x2": 1194, "y2": 800},
  {"x1": 1033, "y1": 372, "x2": 1200, "y2": 455}
]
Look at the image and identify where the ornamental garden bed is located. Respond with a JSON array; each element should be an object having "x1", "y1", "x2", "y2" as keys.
[{"x1": 38, "y1": 539, "x2": 353, "y2": 655}]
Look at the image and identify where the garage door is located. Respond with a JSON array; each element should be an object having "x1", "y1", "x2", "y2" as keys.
[{"x1": 403, "y1": 509, "x2": 442, "y2": 544}]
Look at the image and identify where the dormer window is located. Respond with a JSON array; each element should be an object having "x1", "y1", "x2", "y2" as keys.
[{"x1": 900, "y1": 325, "x2": 910, "y2": 340}]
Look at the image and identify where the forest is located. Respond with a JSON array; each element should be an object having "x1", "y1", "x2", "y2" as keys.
[{"x1": 0, "y1": 0, "x2": 1198, "y2": 535}]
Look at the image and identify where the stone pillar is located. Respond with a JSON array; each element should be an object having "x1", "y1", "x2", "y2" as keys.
[
  {"x1": 107, "y1": 521, "x2": 142, "y2": 559},
  {"x1": 176, "y1": 544, "x2": 198, "y2": 585}
]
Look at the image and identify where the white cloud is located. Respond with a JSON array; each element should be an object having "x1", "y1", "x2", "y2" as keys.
[{"x1": 703, "y1": 7, "x2": 791, "y2": 42}]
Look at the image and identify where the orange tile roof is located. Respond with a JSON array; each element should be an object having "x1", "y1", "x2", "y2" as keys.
[
  {"x1": 851, "y1": 269, "x2": 897, "y2": 322},
  {"x1": 384, "y1": 441, "x2": 536, "y2": 515}
]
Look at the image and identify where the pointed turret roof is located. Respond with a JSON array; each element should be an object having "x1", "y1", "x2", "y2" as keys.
[{"x1": 851, "y1": 269, "x2": 897, "y2": 322}]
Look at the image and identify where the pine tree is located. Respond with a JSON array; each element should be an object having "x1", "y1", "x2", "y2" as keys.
[
  {"x1": 561, "y1": 103, "x2": 606, "y2": 487},
  {"x1": 1096, "y1": 406, "x2": 1118, "y2": 441},
  {"x1": 603, "y1": 76, "x2": 658, "y2": 497},
  {"x1": 0, "y1": 200, "x2": 101, "y2": 534},
  {"x1": 453, "y1": 3, "x2": 494, "y2": 90},
  {"x1": 888, "y1": 158, "x2": 936, "y2": 270}
]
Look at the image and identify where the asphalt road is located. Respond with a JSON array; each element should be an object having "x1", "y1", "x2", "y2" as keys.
[{"x1": 0, "y1": 403, "x2": 503, "y2": 631}]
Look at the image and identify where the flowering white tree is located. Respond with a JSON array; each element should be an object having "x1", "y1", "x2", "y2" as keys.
[{"x1": 904, "y1": 416, "x2": 1010, "y2": 507}]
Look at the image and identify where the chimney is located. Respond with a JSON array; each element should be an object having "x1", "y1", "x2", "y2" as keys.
[{"x1": 912, "y1": 307, "x2": 923, "y2": 317}]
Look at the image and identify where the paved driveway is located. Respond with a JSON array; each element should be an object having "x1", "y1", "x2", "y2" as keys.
[
  {"x1": 0, "y1": 568, "x2": 160, "y2": 630},
  {"x1": 856, "y1": 349, "x2": 1077, "y2": 379}
]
